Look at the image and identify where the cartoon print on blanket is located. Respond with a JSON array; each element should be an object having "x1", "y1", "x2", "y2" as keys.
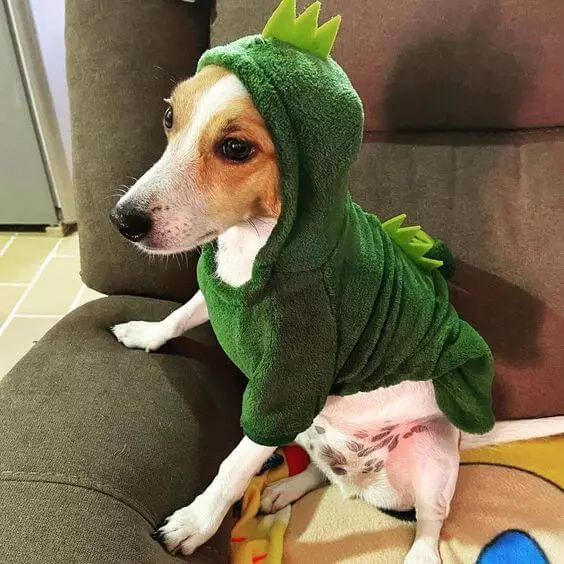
[
  {"x1": 457, "y1": 436, "x2": 563, "y2": 564},
  {"x1": 230, "y1": 445, "x2": 309, "y2": 564},
  {"x1": 243, "y1": 437, "x2": 563, "y2": 563}
]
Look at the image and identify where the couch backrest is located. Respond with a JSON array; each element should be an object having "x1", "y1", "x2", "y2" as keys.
[
  {"x1": 69, "y1": 0, "x2": 564, "y2": 418},
  {"x1": 212, "y1": 0, "x2": 564, "y2": 419},
  {"x1": 213, "y1": 0, "x2": 564, "y2": 133},
  {"x1": 210, "y1": 3, "x2": 564, "y2": 296}
]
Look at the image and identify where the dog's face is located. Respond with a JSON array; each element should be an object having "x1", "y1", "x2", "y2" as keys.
[{"x1": 110, "y1": 65, "x2": 280, "y2": 253}]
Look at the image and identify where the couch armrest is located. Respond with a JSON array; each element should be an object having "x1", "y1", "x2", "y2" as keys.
[
  {"x1": 66, "y1": 0, "x2": 210, "y2": 301},
  {"x1": 0, "y1": 296, "x2": 245, "y2": 563}
]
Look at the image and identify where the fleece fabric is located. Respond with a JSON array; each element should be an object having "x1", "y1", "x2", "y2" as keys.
[{"x1": 196, "y1": 35, "x2": 494, "y2": 446}]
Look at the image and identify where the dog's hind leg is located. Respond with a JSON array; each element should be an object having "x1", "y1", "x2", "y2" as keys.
[
  {"x1": 403, "y1": 417, "x2": 460, "y2": 564},
  {"x1": 261, "y1": 463, "x2": 327, "y2": 513}
]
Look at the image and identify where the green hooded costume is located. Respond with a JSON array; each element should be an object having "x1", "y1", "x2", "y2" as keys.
[{"x1": 196, "y1": 0, "x2": 495, "y2": 446}]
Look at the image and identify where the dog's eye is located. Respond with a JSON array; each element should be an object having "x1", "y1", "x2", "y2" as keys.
[
  {"x1": 221, "y1": 138, "x2": 254, "y2": 162},
  {"x1": 163, "y1": 106, "x2": 173, "y2": 129}
]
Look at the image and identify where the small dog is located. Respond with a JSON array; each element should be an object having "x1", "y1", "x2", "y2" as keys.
[{"x1": 110, "y1": 66, "x2": 564, "y2": 562}]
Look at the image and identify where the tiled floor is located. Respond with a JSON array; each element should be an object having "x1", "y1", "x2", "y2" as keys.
[{"x1": 0, "y1": 231, "x2": 105, "y2": 378}]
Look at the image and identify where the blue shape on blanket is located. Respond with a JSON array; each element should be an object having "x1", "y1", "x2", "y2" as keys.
[{"x1": 477, "y1": 530, "x2": 548, "y2": 564}]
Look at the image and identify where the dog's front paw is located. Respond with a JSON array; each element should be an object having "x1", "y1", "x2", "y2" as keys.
[
  {"x1": 111, "y1": 321, "x2": 170, "y2": 352},
  {"x1": 155, "y1": 497, "x2": 224, "y2": 556}
]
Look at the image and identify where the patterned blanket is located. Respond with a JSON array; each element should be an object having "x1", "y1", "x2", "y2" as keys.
[{"x1": 231, "y1": 436, "x2": 564, "y2": 563}]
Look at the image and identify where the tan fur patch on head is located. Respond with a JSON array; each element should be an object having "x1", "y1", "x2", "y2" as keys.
[
  {"x1": 197, "y1": 96, "x2": 280, "y2": 221},
  {"x1": 167, "y1": 65, "x2": 231, "y2": 135},
  {"x1": 161, "y1": 64, "x2": 281, "y2": 239}
]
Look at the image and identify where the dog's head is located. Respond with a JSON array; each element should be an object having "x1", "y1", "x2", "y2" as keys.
[{"x1": 109, "y1": 65, "x2": 280, "y2": 254}]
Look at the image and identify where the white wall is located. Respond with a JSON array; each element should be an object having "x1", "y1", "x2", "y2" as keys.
[{"x1": 28, "y1": 0, "x2": 71, "y2": 170}]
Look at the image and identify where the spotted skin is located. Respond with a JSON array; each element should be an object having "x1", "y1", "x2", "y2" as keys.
[{"x1": 296, "y1": 417, "x2": 433, "y2": 492}]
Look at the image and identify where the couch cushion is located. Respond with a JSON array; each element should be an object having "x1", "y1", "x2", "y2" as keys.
[
  {"x1": 213, "y1": 0, "x2": 564, "y2": 132},
  {"x1": 0, "y1": 481, "x2": 210, "y2": 564},
  {"x1": 0, "y1": 296, "x2": 245, "y2": 563}
]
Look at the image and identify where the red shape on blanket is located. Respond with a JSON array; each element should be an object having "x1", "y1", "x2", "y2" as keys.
[{"x1": 282, "y1": 445, "x2": 310, "y2": 476}]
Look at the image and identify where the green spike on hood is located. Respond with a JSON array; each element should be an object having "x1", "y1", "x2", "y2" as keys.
[
  {"x1": 382, "y1": 214, "x2": 444, "y2": 271},
  {"x1": 262, "y1": 0, "x2": 342, "y2": 60}
]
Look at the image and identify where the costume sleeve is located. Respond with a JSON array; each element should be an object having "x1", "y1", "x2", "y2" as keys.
[{"x1": 241, "y1": 270, "x2": 337, "y2": 446}]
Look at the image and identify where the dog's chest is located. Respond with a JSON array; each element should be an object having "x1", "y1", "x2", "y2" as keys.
[{"x1": 216, "y1": 220, "x2": 275, "y2": 287}]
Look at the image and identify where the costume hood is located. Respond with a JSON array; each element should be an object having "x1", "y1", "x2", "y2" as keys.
[{"x1": 197, "y1": 0, "x2": 363, "y2": 287}]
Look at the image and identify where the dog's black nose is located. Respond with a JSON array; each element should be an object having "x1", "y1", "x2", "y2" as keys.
[{"x1": 109, "y1": 204, "x2": 152, "y2": 242}]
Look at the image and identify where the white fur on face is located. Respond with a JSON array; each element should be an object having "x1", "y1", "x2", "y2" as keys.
[
  {"x1": 116, "y1": 73, "x2": 250, "y2": 253},
  {"x1": 173, "y1": 74, "x2": 248, "y2": 161}
]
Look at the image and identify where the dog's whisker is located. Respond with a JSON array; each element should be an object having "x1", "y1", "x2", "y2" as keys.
[
  {"x1": 106, "y1": 185, "x2": 130, "y2": 202},
  {"x1": 251, "y1": 217, "x2": 273, "y2": 226},
  {"x1": 247, "y1": 219, "x2": 260, "y2": 239}
]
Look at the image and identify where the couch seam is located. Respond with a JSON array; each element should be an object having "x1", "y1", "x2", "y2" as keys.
[{"x1": 0, "y1": 470, "x2": 156, "y2": 527}]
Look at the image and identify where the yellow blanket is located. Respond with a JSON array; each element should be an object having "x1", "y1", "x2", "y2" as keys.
[
  {"x1": 230, "y1": 445, "x2": 309, "y2": 564},
  {"x1": 232, "y1": 436, "x2": 564, "y2": 563}
]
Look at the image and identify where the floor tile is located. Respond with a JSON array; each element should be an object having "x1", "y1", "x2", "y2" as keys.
[
  {"x1": 0, "y1": 316, "x2": 60, "y2": 378},
  {"x1": 0, "y1": 234, "x2": 16, "y2": 253},
  {"x1": 6, "y1": 230, "x2": 57, "y2": 238},
  {"x1": 56, "y1": 231, "x2": 79, "y2": 256},
  {"x1": 0, "y1": 285, "x2": 26, "y2": 325},
  {"x1": 18, "y1": 256, "x2": 83, "y2": 315},
  {"x1": 0, "y1": 236, "x2": 58, "y2": 283}
]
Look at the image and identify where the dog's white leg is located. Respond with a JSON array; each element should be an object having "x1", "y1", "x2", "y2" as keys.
[
  {"x1": 157, "y1": 437, "x2": 276, "y2": 556},
  {"x1": 261, "y1": 463, "x2": 327, "y2": 513},
  {"x1": 405, "y1": 519, "x2": 445, "y2": 564},
  {"x1": 403, "y1": 417, "x2": 459, "y2": 564},
  {"x1": 111, "y1": 290, "x2": 209, "y2": 351}
]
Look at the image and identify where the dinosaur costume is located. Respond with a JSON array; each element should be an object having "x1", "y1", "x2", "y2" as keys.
[{"x1": 197, "y1": 0, "x2": 495, "y2": 446}]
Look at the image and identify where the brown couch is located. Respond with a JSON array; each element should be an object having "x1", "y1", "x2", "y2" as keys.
[{"x1": 1, "y1": 1, "x2": 562, "y2": 562}]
